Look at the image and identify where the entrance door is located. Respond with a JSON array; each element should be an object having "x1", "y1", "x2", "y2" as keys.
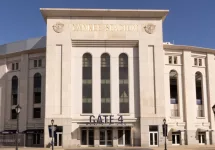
[
  {"x1": 172, "y1": 133, "x2": 180, "y2": 145},
  {"x1": 118, "y1": 128, "x2": 131, "y2": 146},
  {"x1": 149, "y1": 132, "x2": 158, "y2": 146},
  {"x1": 54, "y1": 132, "x2": 62, "y2": 147},
  {"x1": 100, "y1": 128, "x2": 112, "y2": 146},
  {"x1": 198, "y1": 132, "x2": 206, "y2": 145},
  {"x1": 81, "y1": 128, "x2": 94, "y2": 146}
]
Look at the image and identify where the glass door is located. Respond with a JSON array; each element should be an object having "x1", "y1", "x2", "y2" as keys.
[
  {"x1": 106, "y1": 129, "x2": 113, "y2": 146},
  {"x1": 118, "y1": 128, "x2": 131, "y2": 146},
  {"x1": 100, "y1": 129, "x2": 106, "y2": 145},
  {"x1": 118, "y1": 130, "x2": 124, "y2": 145},
  {"x1": 100, "y1": 128, "x2": 113, "y2": 146},
  {"x1": 198, "y1": 132, "x2": 206, "y2": 145},
  {"x1": 172, "y1": 133, "x2": 180, "y2": 145},
  {"x1": 125, "y1": 129, "x2": 131, "y2": 145},
  {"x1": 81, "y1": 128, "x2": 94, "y2": 146},
  {"x1": 149, "y1": 132, "x2": 158, "y2": 146},
  {"x1": 88, "y1": 129, "x2": 94, "y2": 145},
  {"x1": 54, "y1": 132, "x2": 63, "y2": 147}
]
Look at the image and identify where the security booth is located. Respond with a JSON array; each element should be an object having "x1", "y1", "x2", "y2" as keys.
[{"x1": 24, "y1": 129, "x2": 44, "y2": 147}]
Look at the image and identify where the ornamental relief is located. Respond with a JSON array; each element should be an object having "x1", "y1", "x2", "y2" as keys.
[
  {"x1": 144, "y1": 23, "x2": 156, "y2": 34},
  {"x1": 53, "y1": 22, "x2": 64, "y2": 33}
]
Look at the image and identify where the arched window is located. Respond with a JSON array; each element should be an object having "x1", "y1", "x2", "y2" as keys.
[
  {"x1": 169, "y1": 70, "x2": 178, "y2": 104},
  {"x1": 195, "y1": 72, "x2": 204, "y2": 117},
  {"x1": 34, "y1": 73, "x2": 42, "y2": 104},
  {"x1": 82, "y1": 53, "x2": 92, "y2": 113},
  {"x1": 12, "y1": 76, "x2": 18, "y2": 105},
  {"x1": 101, "y1": 53, "x2": 110, "y2": 113},
  {"x1": 11, "y1": 76, "x2": 18, "y2": 119},
  {"x1": 169, "y1": 70, "x2": 179, "y2": 117},
  {"x1": 119, "y1": 53, "x2": 129, "y2": 113},
  {"x1": 196, "y1": 72, "x2": 203, "y2": 104}
]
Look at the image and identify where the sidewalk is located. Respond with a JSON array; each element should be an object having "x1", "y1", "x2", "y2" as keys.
[{"x1": 1, "y1": 146, "x2": 215, "y2": 150}]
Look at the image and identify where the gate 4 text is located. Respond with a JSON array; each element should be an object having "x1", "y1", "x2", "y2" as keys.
[{"x1": 89, "y1": 115, "x2": 123, "y2": 124}]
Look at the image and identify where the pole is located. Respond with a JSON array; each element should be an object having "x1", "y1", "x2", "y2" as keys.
[
  {"x1": 164, "y1": 123, "x2": 167, "y2": 150},
  {"x1": 16, "y1": 113, "x2": 19, "y2": 150},
  {"x1": 52, "y1": 123, "x2": 54, "y2": 150}
]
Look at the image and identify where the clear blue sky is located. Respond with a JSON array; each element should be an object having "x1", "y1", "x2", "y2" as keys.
[{"x1": 0, "y1": 0, "x2": 214, "y2": 48}]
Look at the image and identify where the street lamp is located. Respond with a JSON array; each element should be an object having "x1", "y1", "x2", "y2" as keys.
[
  {"x1": 163, "y1": 118, "x2": 167, "y2": 150},
  {"x1": 51, "y1": 119, "x2": 54, "y2": 150},
  {"x1": 212, "y1": 104, "x2": 215, "y2": 114},
  {"x1": 15, "y1": 104, "x2": 21, "y2": 150}
]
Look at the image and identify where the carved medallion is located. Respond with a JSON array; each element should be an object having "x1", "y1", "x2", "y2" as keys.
[
  {"x1": 144, "y1": 23, "x2": 156, "y2": 34},
  {"x1": 53, "y1": 22, "x2": 64, "y2": 33}
]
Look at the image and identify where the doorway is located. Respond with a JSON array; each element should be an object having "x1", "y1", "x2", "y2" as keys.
[
  {"x1": 54, "y1": 132, "x2": 62, "y2": 147},
  {"x1": 198, "y1": 132, "x2": 206, "y2": 145},
  {"x1": 81, "y1": 128, "x2": 94, "y2": 146},
  {"x1": 172, "y1": 132, "x2": 180, "y2": 145},
  {"x1": 100, "y1": 128, "x2": 112, "y2": 146},
  {"x1": 118, "y1": 128, "x2": 131, "y2": 146},
  {"x1": 149, "y1": 125, "x2": 158, "y2": 146}
]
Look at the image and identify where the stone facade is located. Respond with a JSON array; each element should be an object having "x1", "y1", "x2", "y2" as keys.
[{"x1": 0, "y1": 8, "x2": 214, "y2": 149}]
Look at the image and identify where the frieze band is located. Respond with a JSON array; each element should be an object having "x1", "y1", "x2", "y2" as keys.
[{"x1": 52, "y1": 22, "x2": 156, "y2": 34}]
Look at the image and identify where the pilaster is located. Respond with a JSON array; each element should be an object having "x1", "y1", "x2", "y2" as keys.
[{"x1": 19, "y1": 54, "x2": 29, "y2": 132}]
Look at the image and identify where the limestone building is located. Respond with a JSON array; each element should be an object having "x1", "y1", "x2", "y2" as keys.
[{"x1": 0, "y1": 8, "x2": 215, "y2": 148}]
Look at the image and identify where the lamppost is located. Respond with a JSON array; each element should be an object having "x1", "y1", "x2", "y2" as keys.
[
  {"x1": 15, "y1": 104, "x2": 21, "y2": 150},
  {"x1": 51, "y1": 119, "x2": 54, "y2": 150},
  {"x1": 163, "y1": 118, "x2": 167, "y2": 150}
]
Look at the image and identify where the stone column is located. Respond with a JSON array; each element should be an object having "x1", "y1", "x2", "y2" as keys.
[
  {"x1": 131, "y1": 127, "x2": 134, "y2": 146},
  {"x1": 19, "y1": 54, "x2": 28, "y2": 132},
  {"x1": 182, "y1": 51, "x2": 197, "y2": 145},
  {"x1": 181, "y1": 131, "x2": 185, "y2": 145},
  {"x1": 111, "y1": 54, "x2": 119, "y2": 114},
  {"x1": 206, "y1": 54, "x2": 215, "y2": 144},
  {"x1": 206, "y1": 131, "x2": 210, "y2": 145},
  {"x1": 113, "y1": 127, "x2": 118, "y2": 147},
  {"x1": 94, "y1": 128, "x2": 99, "y2": 147},
  {"x1": 0, "y1": 58, "x2": 6, "y2": 132}
]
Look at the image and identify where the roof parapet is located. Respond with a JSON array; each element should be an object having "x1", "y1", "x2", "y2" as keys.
[{"x1": 40, "y1": 8, "x2": 169, "y2": 22}]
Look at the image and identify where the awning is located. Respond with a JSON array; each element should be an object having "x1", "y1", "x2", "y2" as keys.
[
  {"x1": 171, "y1": 128, "x2": 181, "y2": 132},
  {"x1": 0, "y1": 130, "x2": 17, "y2": 134},
  {"x1": 197, "y1": 128, "x2": 212, "y2": 132},
  {"x1": 23, "y1": 129, "x2": 44, "y2": 134},
  {"x1": 79, "y1": 123, "x2": 133, "y2": 127}
]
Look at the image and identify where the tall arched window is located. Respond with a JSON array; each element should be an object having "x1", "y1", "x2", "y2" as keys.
[
  {"x1": 195, "y1": 72, "x2": 204, "y2": 117},
  {"x1": 169, "y1": 70, "x2": 178, "y2": 104},
  {"x1": 169, "y1": 70, "x2": 179, "y2": 117},
  {"x1": 101, "y1": 53, "x2": 110, "y2": 113},
  {"x1": 119, "y1": 53, "x2": 129, "y2": 113},
  {"x1": 12, "y1": 76, "x2": 18, "y2": 105},
  {"x1": 82, "y1": 53, "x2": 92, "y2": 113},
  {"x1": 34, "y1": 73, "x2": 42, "y2": 104}
]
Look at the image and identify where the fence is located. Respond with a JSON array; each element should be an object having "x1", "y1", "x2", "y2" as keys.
[{"x1": 0, "y1": 134, "x2": 25, "y2": 147}]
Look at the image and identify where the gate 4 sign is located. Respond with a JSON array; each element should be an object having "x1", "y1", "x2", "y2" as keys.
[{"x1": 89, "y1": 115, "x2": 123, "y2": 124}]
